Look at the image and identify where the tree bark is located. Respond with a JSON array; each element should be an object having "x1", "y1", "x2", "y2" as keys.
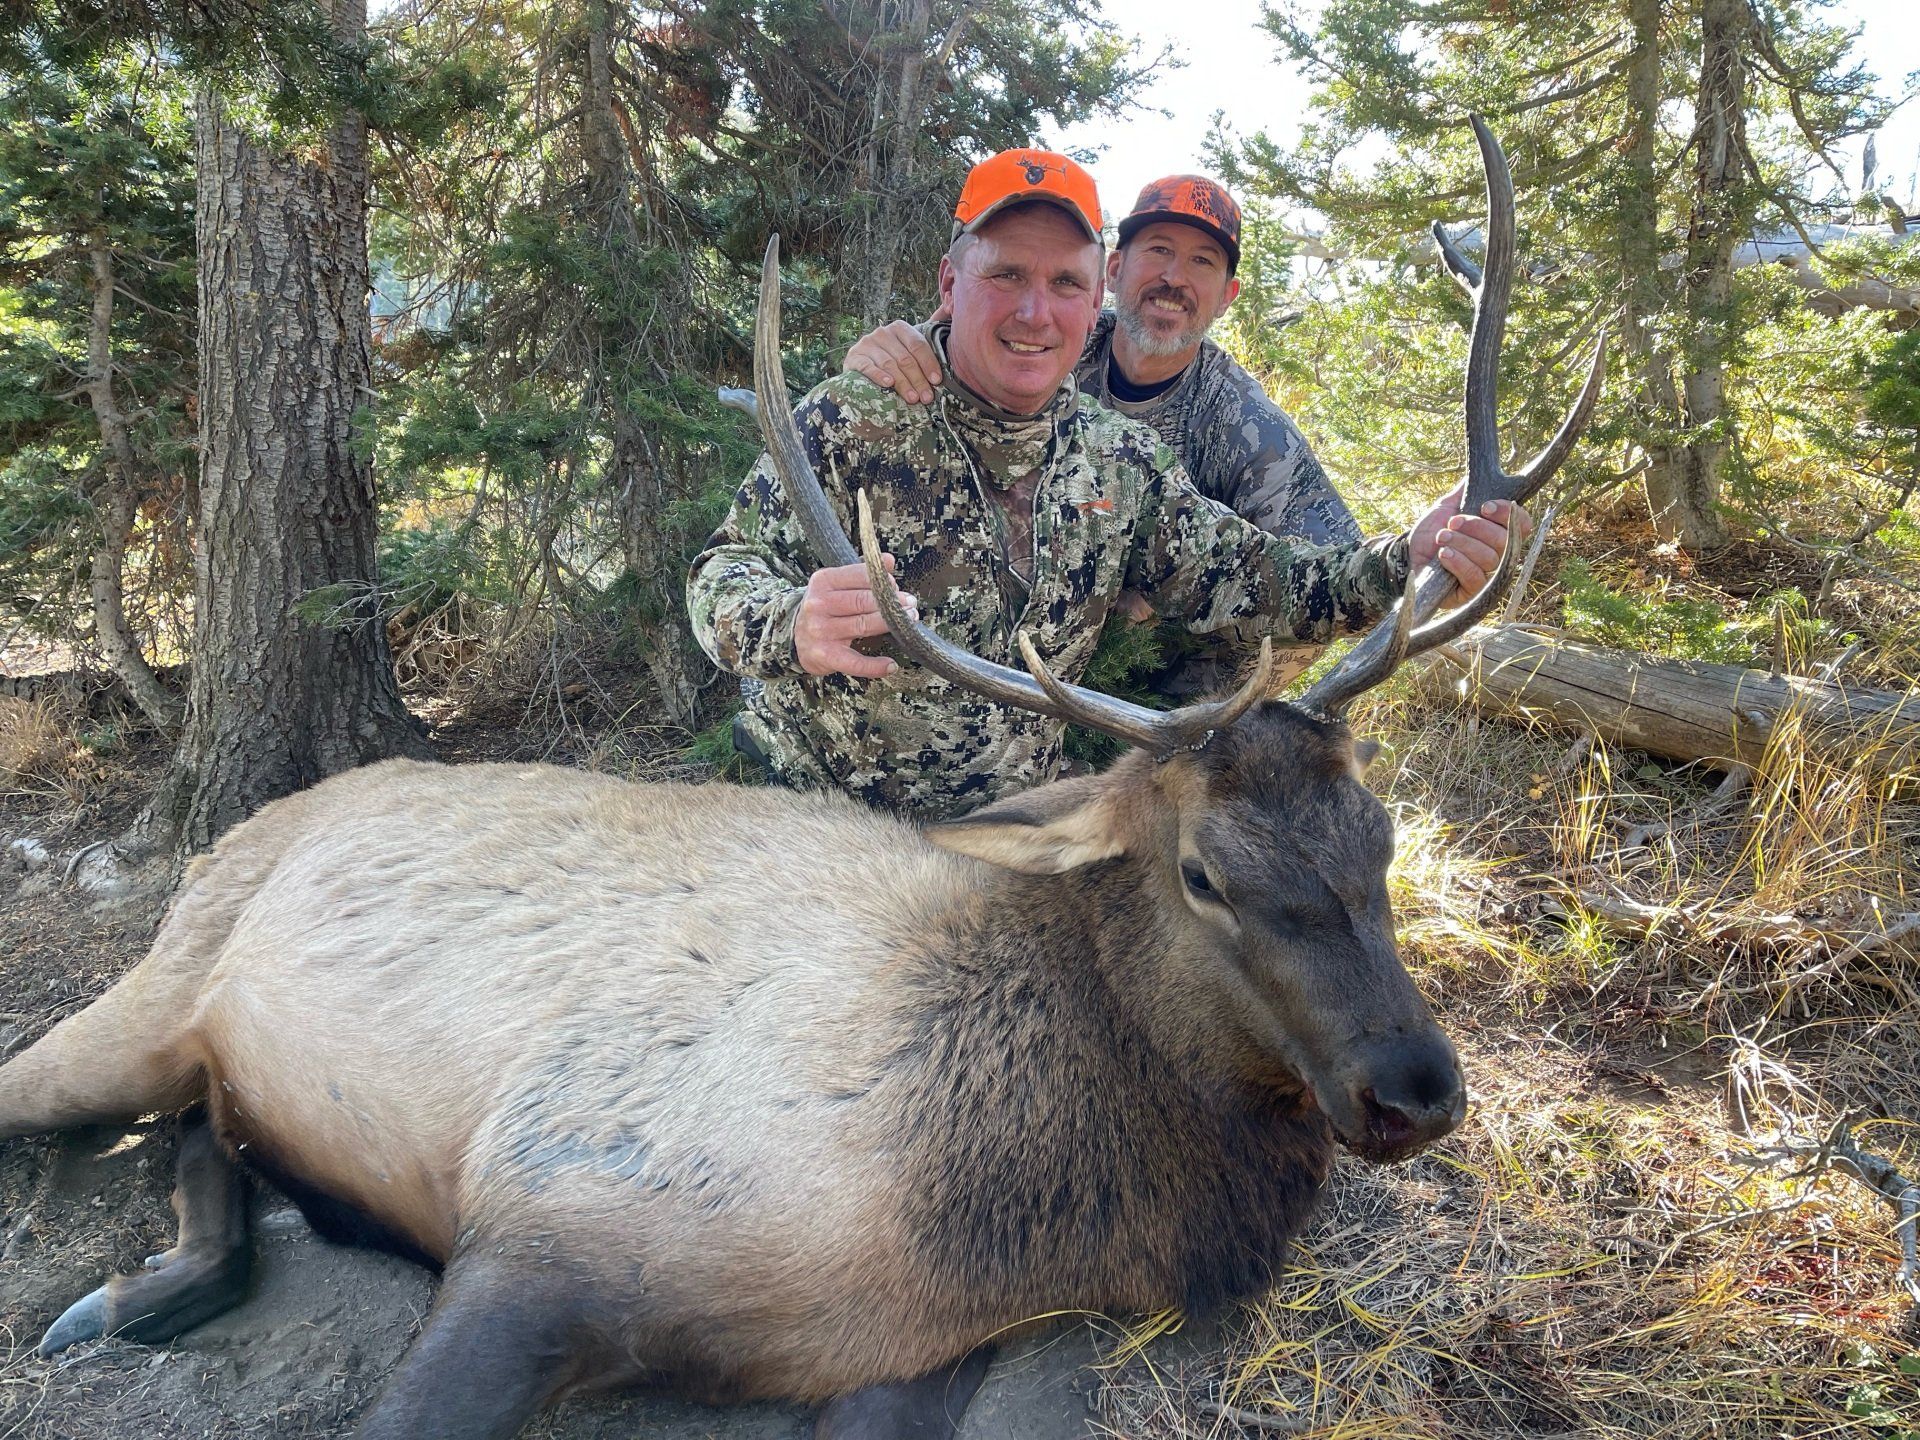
[
  {"x1": 1426, "y1": 626, "x2": 1920, "y2": 775},
  {"x1": 141, "y1": 0, "x2": 427, "y2": 862},
  {"x1": 582, "y1": 0, "x2": 700, "y2": 723},
  {"x1": 83, "y1": 237, "x2": 183, "y2": 732},
  {"x1": 1620, "y1": 0, "x2": 1689, "y2": 539},
  {"x1": 1647, "y1": 0, "x2": 1745, "y2": 549},
  {"x1": 849, "y1": 0, "x2": 977, "y2": 330}
]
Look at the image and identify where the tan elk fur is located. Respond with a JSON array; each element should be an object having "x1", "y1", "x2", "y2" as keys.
[{"x1": 1, "y1": 707, "x2": 1445, "y2": 1407}]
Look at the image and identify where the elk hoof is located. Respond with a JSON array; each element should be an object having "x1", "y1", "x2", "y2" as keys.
[
  {"x1": 143, "y1": 1249, "x2": 176, "y2": 1271},
  {"x1": 38, "y1": 1284, "x2": 109, "y2": 1356}
]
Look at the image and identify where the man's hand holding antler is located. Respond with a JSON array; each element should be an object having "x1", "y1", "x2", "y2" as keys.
[{"x1": 1410, "y1": 483, "x2": 1532, "y2": 599}]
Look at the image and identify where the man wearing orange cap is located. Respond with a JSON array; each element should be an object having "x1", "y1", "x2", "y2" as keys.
[
  {"x1": 846, "y1": 172, "x2": 1357, "y2": 694},
  {"x1": 688, "y1": 149, "x2": 1523, "y2": 816}
]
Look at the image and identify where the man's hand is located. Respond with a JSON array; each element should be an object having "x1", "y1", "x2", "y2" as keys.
[
  {"x1": 795, "y1": 555, "x2": 919, "y2": 679},
  {"x1": 1409, "y1": 483, "x2": 1533, "y2": 599},
  {"x1": 843, "y1": 316, "x2": 948, "y2": 405}
]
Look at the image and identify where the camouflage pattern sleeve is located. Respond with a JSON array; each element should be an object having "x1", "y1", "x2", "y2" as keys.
[
  {"x1": 1125, "y1": 449, "x2": 1410, "y2": 645},
  {"x1": 1206, "y1": 360, "x2": 1362, "y2": 547},
  {"x1": 686, "y1": 382, "x2": 885, "y2": 680},
  {"x1": 684, "y1": 449, "x2": 814, "y2": 679}
]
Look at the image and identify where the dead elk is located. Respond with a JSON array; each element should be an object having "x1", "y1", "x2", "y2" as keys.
[{"x1": 0, "y1": 117, "x2": 1598, "y2": 1440}]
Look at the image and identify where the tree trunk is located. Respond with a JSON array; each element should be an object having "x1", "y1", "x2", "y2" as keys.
[
  {"x1": 141, "y1": 0, "x2": 427, "y2": 862},
  {"x1": 1621, "y1": 0, "x2": 1689, "y2": 537},
  {"x1": 1425, "y1": 626, "x2": 1920, "y2": 775},
  {"x1": 83, "y1": 237, "x2": 182, "y2": 732},
  {"x1": 582, "y1": 0, "x2": 700, "y2": 723},
  {"x1": 855, "y1": 0, "x2": 933, "y2": 330},
  {"x1": 1649, "y1": 0, "x2": 1745, "y2": 549}
]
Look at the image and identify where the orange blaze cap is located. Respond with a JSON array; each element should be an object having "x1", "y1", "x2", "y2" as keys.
[
  {"x1": 952, "y1": 149, "x2": 1103, "y2": 244},
  {"x1": 1117, "y1": 175, "x2": 1242, "y2": 271}
]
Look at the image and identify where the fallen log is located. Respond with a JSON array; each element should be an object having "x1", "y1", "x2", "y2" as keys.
[{"x1": 1424, "y1": 626, "x2": 1920, "y2": 774}]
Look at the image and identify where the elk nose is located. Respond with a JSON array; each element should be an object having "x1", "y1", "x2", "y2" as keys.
[{"x1": 1359, "y1": 1041, "x2": 1466, "y2": 1158}]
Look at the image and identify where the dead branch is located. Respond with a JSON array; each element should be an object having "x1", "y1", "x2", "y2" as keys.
[
  {"x1": 1614, "y1": 763, "x2": 1751, "y2": 851},
  {"x1": 1198, "y1": 1400, "x2": 1312, "y2": 1434}
]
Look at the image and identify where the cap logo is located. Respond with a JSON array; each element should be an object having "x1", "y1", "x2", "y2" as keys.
[{"x1": 1022, "y1": 161, "x2": 1048, "y2": 185}]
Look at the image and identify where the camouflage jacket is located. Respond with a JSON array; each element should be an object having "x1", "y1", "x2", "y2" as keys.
[
  {"x1": 1078, "y1": 313, "x2": 1360, "y2": 549},
  {"x1": 1079, "y1": 315, "x2": 1360, "y2": 695},
  {"x1": 686, "y1": 359, "x2": 1410, "y2": 817}
]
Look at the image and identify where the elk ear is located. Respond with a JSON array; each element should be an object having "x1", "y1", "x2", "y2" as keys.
[
  {"x1": 924, "y1": 777, "x2": 1127, "y2": 875},
  {"x1": 1350, "y1": 739, "x2": 1381, "y2": 778}
]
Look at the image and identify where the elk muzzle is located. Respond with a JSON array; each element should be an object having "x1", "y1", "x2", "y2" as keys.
[{"x1": 1326, "y1": 1027, "x2": 1466, "y2": 1164}]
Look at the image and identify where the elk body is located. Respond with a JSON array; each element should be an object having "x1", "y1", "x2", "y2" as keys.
[{"x1": 0, "y1": 118, "x2": 1599, "y2": 1440}]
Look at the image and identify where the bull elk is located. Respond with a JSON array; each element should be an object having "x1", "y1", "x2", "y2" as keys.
[{"x1": 0, "y1": 118, "x2": 1599, "y2": 1440}]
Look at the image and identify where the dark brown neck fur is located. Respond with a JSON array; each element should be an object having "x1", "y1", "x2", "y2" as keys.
[{"x1": 886, "y1": 854, "x2": 1333, "y2": 1325}]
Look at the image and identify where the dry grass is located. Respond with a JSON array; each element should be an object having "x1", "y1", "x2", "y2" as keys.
[
  {"x1": 1095, "y1": 667, "x2": 1920, "y2": 1440},
  {"x1": 0, "y1": 699, "x2": 72, "y2": 801}
]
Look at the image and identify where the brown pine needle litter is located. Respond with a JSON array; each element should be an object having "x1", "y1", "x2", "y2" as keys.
[{"x1": 1094, "y1": 679, "x2": 1920, "y2": 1440}]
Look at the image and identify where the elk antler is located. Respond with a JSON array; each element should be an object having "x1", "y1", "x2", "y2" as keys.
[
  {"x1": 748, "y1": 233, "x2": 1275, "y2": 760},
  {"x1": 1296, "y1": 113, "x2": 1607, "y2": 719},
  {"x1": 753, "y1": 235, "x2": 860, "y2": 571},
  {"x1": 853, "y1": 491, "x2": 1275, "y2": 759}
]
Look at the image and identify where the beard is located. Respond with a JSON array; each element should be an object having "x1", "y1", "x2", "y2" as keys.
[{"x1": 1115, "y1": 286, "x2": 1207, "y2": 357}]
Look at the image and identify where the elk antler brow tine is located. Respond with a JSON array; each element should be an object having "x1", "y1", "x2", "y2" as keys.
[
  {"x1": 854, "y1": 488, "x2": 1247, "y2": 755},
  {"x1": 754, "y1": 234, "x2": 859, "y2": 572},
  {"x1": 1013, "y1": 632, "x2": 1168, "y2": 752},
  {"x1": 854, "y1": 490, "x2": 1077, "y2": 723},
  {"x1": 1181, "y1": 637, "x2": 1277, "y2": 733}
]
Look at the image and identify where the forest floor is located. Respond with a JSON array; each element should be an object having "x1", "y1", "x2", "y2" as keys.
[{"x1": 2, "y1": 522, "x2": 1918, "y2": 1439}]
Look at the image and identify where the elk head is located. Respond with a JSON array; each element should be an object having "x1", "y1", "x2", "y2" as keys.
[{"x1": 748, "y1": 117, "x2": 1603, "y2": 1162}]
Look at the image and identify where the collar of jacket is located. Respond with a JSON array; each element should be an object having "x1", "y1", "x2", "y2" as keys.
[{"x1": 925, "y1": 322, "x2": 1077, "y2": 492}]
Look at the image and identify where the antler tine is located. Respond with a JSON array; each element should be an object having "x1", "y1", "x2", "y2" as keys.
[
  {"x1": 754, "y1": 235, "x2": 859, "y2": 571},
  {"x1": 1514, "y1": 329, "x2": 1609, "y2": 490},
  {"x1": 856, "y1": 495, "x2": 1182, "y2": 744},
  {"x1": 1016, "y1": 633, "x2": 1280, "y2": 758},
  {"x1": 1013, "y1": 632, "x2": 1169, "y2": 752},
  {"x1": 1461, "y1": 111, "x2": 1515, "y2": 515},
  {"x1": 855, "y1": 487, "x2": 1278, "y2": 759},
  {"x1": 1296, "y1": 567, "x2": 1418, "y2": 719},
  {"x1": 1178, "y1": 637, "x2": 1277, "y2": 735},
  {"x1": 1431, "y1": 219, "x2": 1483, "y2": 294}
]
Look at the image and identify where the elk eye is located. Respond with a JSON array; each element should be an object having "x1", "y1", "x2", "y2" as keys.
[{"x1": 1180, "y1": 860, "x2": 1216, "y2": 897}]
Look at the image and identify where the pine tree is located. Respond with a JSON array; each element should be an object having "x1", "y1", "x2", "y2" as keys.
[{"x1": 1225, "y1": 0, "x2": 1891, "y2": 549}]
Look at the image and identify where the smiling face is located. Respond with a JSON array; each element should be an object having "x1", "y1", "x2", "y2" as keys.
[
  {"x1": 1109, "y1": 220, "x2": 1241, "y2": 360},
  {"x1": 938, "y1": 203, "x2": 1104, "y2": 416}
]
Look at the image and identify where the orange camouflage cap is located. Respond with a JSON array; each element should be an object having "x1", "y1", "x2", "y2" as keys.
[
  {"x1": 952, "y1": 148, "x2": 1103, "y2": 244},
  {"x1": 1116, "y1": 175, "x2": 1242, "y2": 270}
]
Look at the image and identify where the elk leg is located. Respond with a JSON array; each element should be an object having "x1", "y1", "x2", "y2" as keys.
[
  {"x1": 0, "y1": 983, "x2": 202, "y2": 1141},
  {"x1": 814, "y1": 1345, "x2": 995, "y2": 1440},
  {"x1": 351, "y1": 1255, "x2": 584, "y2": 1440},
  {"x1": 39, "y1": 1106, "x2": 251, "y2": 1355}
]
